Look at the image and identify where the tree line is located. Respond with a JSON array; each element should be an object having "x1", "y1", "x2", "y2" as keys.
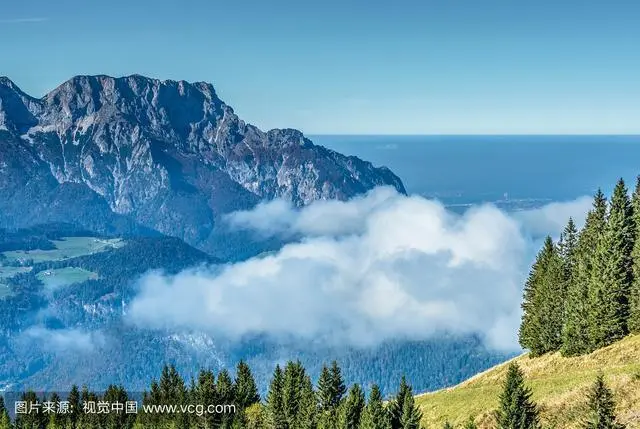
[
  {"x1": 0, "y1": 360, "x2": 423, "y2": 429},
  {"x1": 0, "y1": 358, "x2": 627, "y2": 429},
  {"x1": 519, "y1": 178, "x2": 640, "y2": 357}
]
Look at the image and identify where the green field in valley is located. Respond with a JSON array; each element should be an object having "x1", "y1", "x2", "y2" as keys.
[
  {"x1": 36, "y1": 267, "x2": 99, "y2": 289},
  {"x1": 0, "y1": 236, "x2": 124, "y2": 297},
  {"x1": 1, "y1": 237, "x2": 124, "y2": 264}
]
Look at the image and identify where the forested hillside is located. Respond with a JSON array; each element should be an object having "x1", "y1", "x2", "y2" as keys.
[
  {"x1": 416, "y1": 334, "x2": 640, "y2": 429},
  {"x1": 415, "y1": 177, "x2": 640, "y2": 429},
  {"x1": 520, "y1": 178, "x2": 640, "y2": 356}
]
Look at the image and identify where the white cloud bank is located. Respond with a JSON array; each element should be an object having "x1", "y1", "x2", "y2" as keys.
[{"x1": 128, "y1": 187, "x2": 592, "y2": 351}]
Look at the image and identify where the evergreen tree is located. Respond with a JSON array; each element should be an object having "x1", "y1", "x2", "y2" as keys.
[
  {"x1": 46, "y1": 393, "x2": 62, "y2": 429},
  {"x1": 389, "y1": 377, "x2": 421, "y2": 429},
  {"x1": 563, "y1": 191, "x2": 608, "y2": 355},
  {"x1": 494, "y1": 363, "x2": 539, "y2": 429},
  {"x1": 0, "y1": 396, "x2": 11, "y2": 429},
  {"x1": 46, "y1": 412, "x2": 62, "y2": 429},
  {"x1": 218, "y1": 369, "x2": 237, "y2": 429},
  {"x1": 318, "y1": 366, "x2": 334, "y2": 412},
  {"x1": 235, "y1": 360, "x2": 260, "y2": 409},
  {"x1": 283, "y1": 361, "x2": 306, "y2": 428},
  {"x1": 538, "y1": 239, "x2": 566, "y2": 353},
  {"x1": 388, "y1": 376, "x2": 411, "y2": 429},
  {"x1": 463, "y1": 417, "x2": 478, "y2": 429},
  {"x1": 329, "y1": 362, "x2": 347, "y2": 408},
  {"x1": 67, "y1": 385, "x2": 81, "y2": 429},
  {"x1": 519, "y1": 236, "x2": 564, "y2": 356},
  {"x1": 399, "y1": 391, "x2": 422, "y2": 429},
  {"x1": 360, "y1": 385, "x2": 391, "y2": 429},
  {"x1": 265, "y1": 365, "x2": 286, "y2": 429},
  {"x1": 157, "y1": 365, "x2": 189, "y2": 429},
  {"x1": 337, "y1": 384, "x2": 364, "y2": 429},
  {"x1": 245, "y1": 403, "x2": 265, "y2": 429},
  {"x1": 629, "y1": 176, "x2": 640, "y2": 333},
  {"x1": 194, "y1": 370, "x2": 217, "y2": 429},
  {"x1": 295, "y1": 376, "x2": 317, "y2": 429},
  {"x1": 15, "y1": 391, "x2": 47, "y2": 429},
  {"x1": 558, "y1": 217, "x2": 579, "y2": 281},
  {"x1": 317, "y1": 361, "x2": 346, "y2": 429},
  {"x1": 583, "y1": 374, "x2": 625, "y2": 429},
  {"x1": 590, "y1": 179, "x2": 634, "y2": 348}
]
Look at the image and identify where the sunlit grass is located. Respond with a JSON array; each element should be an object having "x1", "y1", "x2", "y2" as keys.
[{"x1": 416, "y1": 335, "x2": 640, "y2": 429}]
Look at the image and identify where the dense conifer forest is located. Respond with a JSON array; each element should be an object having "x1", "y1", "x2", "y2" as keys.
[
  {"x1": 519, "y1": 177, "x2": 640, "y2": 357},
  {"x1": 0, "y1": 358, "x2": 624, "y2": 429}
]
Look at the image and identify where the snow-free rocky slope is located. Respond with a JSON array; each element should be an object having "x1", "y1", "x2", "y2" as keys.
[{"x1": 0, "y1": 75, "x2": 405, "y2": 254}]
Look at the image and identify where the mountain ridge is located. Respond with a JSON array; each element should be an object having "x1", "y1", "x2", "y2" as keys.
[{"x1": 0, "y1": 74, "x2": 405, "y2": 256}]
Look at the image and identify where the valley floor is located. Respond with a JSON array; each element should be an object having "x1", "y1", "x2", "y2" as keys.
[{"x1": 416, "y1": 334, "x2": 640, "y2": 429}]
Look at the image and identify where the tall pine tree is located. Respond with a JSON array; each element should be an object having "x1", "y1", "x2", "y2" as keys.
[
  {"x1": 519, "y1": 236, "x2": 565, "y2": 356},
  {"x1": 360, "y1": 385, "x2": 391, "y2": 429},
  {"x1": 494, "y1": 363, "x2": 539, "y2": 429},
  {"x1": 265, "y1": 365, "x2": 286, "y2": 429},
  {"x1": 235, "y1": 360, "x2": 260, "y2": 409},
  {"x1": 317, "y1": 361, "x2": 347, "y2": 429},
  {"x1": 295, "y1": 375, "x2": 317, "y2": 429},
  {"x1": 562, "y1": 194, "x2": 605, "y2": 356},
  {"x1": 583, "y1": 374, "x2": 625, "y2": 429},
  {"x1": 629, "y1": 176, "x2": 640, "y2": 333},
  {"x1": 283, "y1": 361, "x2": 306, "y2": 429},
  {"x1": 590, "y1": 179, "x2": 633, "y2": 348},
  {"x1": 389, "y1": 376, "x2": 422, "y2": 429},
  {"x1": 337, "y1": 384, "x2": 365, "y2": 429},
  {"x1": 388, "y1": 376, "x2": 411, "y2": 429},
  {"x1": 399, "y1": 391, "x2": 422, "y2": 429}
]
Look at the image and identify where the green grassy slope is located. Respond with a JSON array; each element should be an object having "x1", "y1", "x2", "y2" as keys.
[{"x1": 416, "y1": 335, "x2": 640, "y2": 429}]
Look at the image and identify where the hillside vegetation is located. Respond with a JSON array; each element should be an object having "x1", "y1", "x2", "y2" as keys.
[{"x1": 416, "y1": 334, "x2": 640, "y2": 429}]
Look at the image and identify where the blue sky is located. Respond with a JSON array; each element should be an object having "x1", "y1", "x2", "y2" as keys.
[{"x1": 2, "y1": 0, "x2": 639, "y2": 134}]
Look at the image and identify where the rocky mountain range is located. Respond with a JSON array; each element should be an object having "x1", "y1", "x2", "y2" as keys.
[{"x1": 0, "y1": 74, "x2": 405, "y2": 256}]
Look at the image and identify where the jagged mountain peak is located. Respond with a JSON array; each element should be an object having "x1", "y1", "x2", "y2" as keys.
[
  {"x1": 38, "y1": 74, "x2": 229, "y2": 138},
  {"x1": 0, "y1": 76, "x2": 16, "y2": 88},
  {"x1": 0, "y1": 77, "x2": 40, "y2": 134},
  {"x1": 44, "y1": 74, "x2": 222, "y2": 106},
  {"x1": 0, "y1": 73, "x2": 406, "y2": 254}
]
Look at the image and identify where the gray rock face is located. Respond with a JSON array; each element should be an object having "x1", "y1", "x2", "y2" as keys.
[{"x1": 0, "y1": 75, "x2": 405, "y2": 251}]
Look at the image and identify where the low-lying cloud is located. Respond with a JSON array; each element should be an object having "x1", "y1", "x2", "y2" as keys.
[
  {"x1": 128, "y1": 188, "x2": 592, "y2": 351},
  {"x1": 24, "y1": 327, "x2": 105, "y2": 353}
]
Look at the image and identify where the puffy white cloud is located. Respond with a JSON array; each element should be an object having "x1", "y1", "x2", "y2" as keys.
[{"x1": 129, "y1": 188, "x2": 592, "y2": 351}]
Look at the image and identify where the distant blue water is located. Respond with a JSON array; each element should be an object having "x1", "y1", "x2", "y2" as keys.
[{"x1": 312, "y1": 135, "x2": 640, "y2": 207}]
